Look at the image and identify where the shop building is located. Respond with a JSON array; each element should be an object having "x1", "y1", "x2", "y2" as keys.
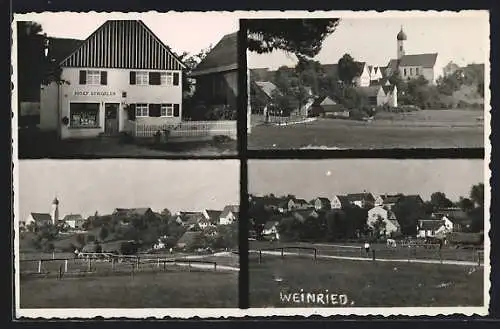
[{"x1": 40, "y1": 20, "x2": 186, "y2": 139}]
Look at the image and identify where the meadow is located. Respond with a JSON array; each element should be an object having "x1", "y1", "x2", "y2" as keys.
[
  {"x1": 248, "y1": 109, "x2": 484, "y2": 149},
  {"x1": 249, "y1": 256, "x2": 483, "y2": 307}
]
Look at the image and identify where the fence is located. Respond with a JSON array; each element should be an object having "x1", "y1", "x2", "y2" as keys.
[
  {"x1": 20, "y1": 254, "x2": 221, "y2": 279},
  {"x1": 126, "y1": 120, "x2": 237, "y2": 140}
]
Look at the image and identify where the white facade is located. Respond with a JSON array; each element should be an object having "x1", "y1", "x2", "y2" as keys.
[
  {"x1": 40, "y1": 67, "x2": 183, "y2": 139},
  {"x1": 367, "y1": 206, "x2": 400, "y2": 236},
  {"x1": 330, "y1": 196, "x2": 343, "y2": 209},
  {"x1": 219, "y1": 211, "x2": 237, "y2": 225},
  {"x1": 354, "y1": 64, "x2": 371, "y2": 87}
]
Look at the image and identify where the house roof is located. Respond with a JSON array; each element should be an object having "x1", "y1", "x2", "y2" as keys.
[
  {"x1": 355, "y1": 61, "x2": 367, "y2": 75},
  {"x1": 434, "y1": 208, "x2": 470, "y2": 225},
  {"x1": 346, "y1": 193, "x2": 375, "y2": 202},
  {"x1": 293, "y1": 198, "x2": 309, "y2": 206},
  {"x1": 60, "y1": 20, "x2": 185, "y2": 70},
  {"x1": 30, "y1": 213, "x2": 52, "y2": 222},
  {"x1": 221, "y1": 205, "x2": 240, "y2": 218},
  {"x1": 264, "y1": 220, "x2": 279, "y2": 230},
  {"x1": 418, "y1": 220, "x2": 445, "y2": 231},
  {"x1": 178, "y1": 212, "x2": 204, "y2": 225},
  {"x1": 399, "y1": 53, "x2": 438, "y2": 69},
  {"x1": 46, "y1": 37, "x2": 84, "y2": 64},
  {"x1": 382, "y1": 84, "x2": 396, "y2": 95},
  {"x1": 335, "y1": 195, "x2": 352, "y2": 208},
  {"x1": 381, "y1": 194, "x2": 403, "y2": 204},
  {"x1": 316, "y1": 197, "x2": 331, "y2": 207},
  {"x1": 63, "y1": 214, "x2": 83, "y2": 222},
  {"x1": 386, "y1": 59, "x2": 399, "y2": 74},
  {"x1": 254, "y1": 81, "x2": 279, "y2": 98},
  {"x1": 176, "y1": 231, "x2": 202, "y2": 246},
  {"x1": 190, "y1": 32, "x2": 237, "y2": 77},
  {"x1": 320, "y1": 96, "x2": 338, "y2": 106},
  {"x1": 399, "y1": 195, "x2": 424, "y2": 204},
  {"x1": 113, "y1": 208, "x2": 152, "y2": 217},
  {"x1": 204, "y1": 210, "x2": 223, "y2": 223},
  {"x1": 354, "y1": 86, "x2": 384, "y2": 98}
]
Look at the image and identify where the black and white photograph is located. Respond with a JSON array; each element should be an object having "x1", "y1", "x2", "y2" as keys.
[
  {"x1": 246, "y1": 12, "x2": 488, "y2": 150},
  {"x1": 15, "y1": 12, "x2": 239, "y2": 158},
  {"x1": 247, "y1": 159, "x2": 489, "y2": 314},
  {"x1": 15, "y1": 160, "x2": 240, "y2": 316}
]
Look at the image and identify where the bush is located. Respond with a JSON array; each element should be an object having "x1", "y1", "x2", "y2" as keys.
[{"x1": 349, "y1": 109, "x2": 367, "y2": 121}]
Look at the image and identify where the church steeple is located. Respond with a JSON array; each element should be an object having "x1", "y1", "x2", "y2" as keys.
[
  {"x1": 51, "y1": 195, "x2": 59, "y2": 224},
  {"x1": 397, "y1": 25, "x2": 407, "y2": 60}
]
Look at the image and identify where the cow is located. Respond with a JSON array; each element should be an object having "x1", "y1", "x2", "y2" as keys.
[{"x1": 386, "y1": 239, "x2": 397, "y2": 248}]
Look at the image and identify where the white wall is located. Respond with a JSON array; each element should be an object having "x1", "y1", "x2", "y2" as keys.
[
  {"x1": 367, "y1": 206, "x2": 388, "y2": 225},
  {"x1": 421, "y1": 67, "x2": 436, "y2": 85},
  {"x1": 40, "y1": 83, "x2": 59, "y2": 131},
  {"x1": 58, "y1": 67, "x2": 183, "y2": 139}
]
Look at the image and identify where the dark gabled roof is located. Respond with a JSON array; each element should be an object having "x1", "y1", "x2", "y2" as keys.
[
  {"x1": 355, "y1": 61, "x2": 367, "y2": 76},
  {"x1": 113, "y1": 207, "x2": 153, "y2": 217},
  {"x1": 220, "y1": 205, "x2": 240, "y2": 218},
  {"x1": 399, "y1": 53, "x2": 438, "y2": 69},
  {"x1": 63, "y1": 214, "x2": 84, "y2": 221},
  {"x1": 418, "y1": 219, "x2": 445, "y2": 231},
  {"x1": 178, "y1": 212, "x2": 204, "y2": 225},
  {"x1": 354, "y1": 86, "x2": 384, "y2": 98},
  {"x1": 30, "y1": 213, "x2": 52, "y2": 222},
  {"x1": 335, "y1": 195, "x2": 352, "y2": 208},
  {"x1": 386, "y1": 59, "x2": 400, "y2": 74},
  {"x1": 205, "y1": 210, "x2": 223, "y2": 223},
  {"x1": 382, "y1": 84, "x2": 396, "y2": 95},
  {"x1": 46, "y1": 37, "x2": 84, "y2": 64},
  {"x1": 399, "y1": 195, "x2": 424, "y2": 204},
  {"x1": 293, "y1": 198, "x2": 309, "y2": 206},
  {"x1": 346, "y1": 193, "x2": 375, "y2": 202},
  {"x1": 263, "y1": 220, "x2": 279, "y2": 230},
  {"x1": 382, "y1": 194, "x2": 403, "y2": 204},
  {"x1": 191, "y1": 32, "x2": 237, "y2": 76},
  {"x1": 177, "y1": 231, "x2": 202, "y2": 246},
  {"x1": 316, "y1": 197, "x2": 331, "y2": 206}
]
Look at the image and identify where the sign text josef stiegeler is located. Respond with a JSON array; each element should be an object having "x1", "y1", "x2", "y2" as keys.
[{"x1": 74, "y1": 91, "x2": 117, "y2": 96}]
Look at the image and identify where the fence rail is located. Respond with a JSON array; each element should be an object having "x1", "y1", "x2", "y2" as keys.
[{"x1": 127, "y1": 120, "x2": 237, "y2": 139}]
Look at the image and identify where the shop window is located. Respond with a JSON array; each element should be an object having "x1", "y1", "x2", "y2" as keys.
[
  {"x1": 69, "y1": 103, "x2": 100, "y2": 128},
  {"x1": 135, "y1": 103, "x2": 148, "y2": 117},
  {"x1": 161, "y1": 104, "x2": 174, "y2": 117}
]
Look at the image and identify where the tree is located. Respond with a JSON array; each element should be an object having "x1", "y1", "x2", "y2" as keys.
[
  {"x1": 86, "y1": 234, "x2": 96, "y2": 243},
  {"x1": 469, "y1": 183, "x2": 484, "y2": 207},
  {"x1": 247, "y1": 19, "x2": 340, "y2": 58},
  {"x1": 457, "y1": 197, "x2": 475, "y2": 212},
  {"x1": 337, "y1": 54, "x2": 359, "y2": 86},
  {"x1": 75, "y1": 234, "x2": 86, "y2": 247},
  {"x1": 430, "y1": 192, "x2": 453, "y2": 210},
  {"x1": 370, "y1": 215, "x2": 387, "y2": 239},
  {"x1": 393, "y1": 199, "x2": 426, "y2": 236}
]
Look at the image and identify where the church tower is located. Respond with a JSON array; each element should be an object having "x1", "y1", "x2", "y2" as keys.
[
  {"x1": 51, "y1": 196, "x2": 59, "y2": 225},
  {"x1": 397, "y1": 26, "x2": 407, "y2": 59}
]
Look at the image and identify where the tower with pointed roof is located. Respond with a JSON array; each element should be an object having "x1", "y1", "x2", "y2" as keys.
[
  {"x1": 397, "y1": 26, "x2": 407, "y2": 60},
  {"x1": 50, "y1": 196, "x2": 59, "y2": 225}
]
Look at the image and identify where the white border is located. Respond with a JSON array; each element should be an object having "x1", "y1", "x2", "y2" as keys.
[{"x1": 12, "y1": 9, "x2": 491, "y2": 319}]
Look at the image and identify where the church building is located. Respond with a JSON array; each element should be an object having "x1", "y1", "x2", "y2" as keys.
[
  {"x1": 385, "y1": 26, "x2": 441, "y2": 84},
  {"x1": 24, "y1": 197, "x2": 60, "y2": 229}
]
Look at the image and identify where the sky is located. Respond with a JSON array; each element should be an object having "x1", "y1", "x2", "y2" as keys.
[
  {"x1": 15, "y1": 11, "x2": 488, "y2": 68},
  {"x1": 247, "y1": 13, "x2": 489, "y2": 72},
  {"x1": 249, "y1": 159, "x2": 484, "y2": 202},
  {"x1": 17, "y1": 160, "x2": 240, "y2": 221}
]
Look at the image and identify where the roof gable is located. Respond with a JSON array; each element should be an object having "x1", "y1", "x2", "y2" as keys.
[
  {"x1": 30, "y1": 213, "x2": 52, "y2": 222},
  {"x1": 254, "y1": 81, "x2": 279, "y2": 98},
  {"x1": 60, "y1": 20, "x2": 185, "y2": 70},
  {"x1": 399, "y1": 53, "x2": 438, "y2": 68},
  {"x1": 191, "y1": 32, "x2": 237, "y2": 76},
  {"x1": 321, "y1": 96, "x2": 337, "y2": 106},
  {"x1": 221, "y1": 205, "x2": 240, "y2": 218}
]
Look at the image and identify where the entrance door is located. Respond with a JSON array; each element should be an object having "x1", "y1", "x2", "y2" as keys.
[{"x1": 104, "y1": 103, "x2": 119, "y2": 135}]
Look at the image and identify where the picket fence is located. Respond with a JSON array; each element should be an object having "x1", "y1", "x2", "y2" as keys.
[{"x1": 125, "y1": 120, "x2": 237, "y2": 140}]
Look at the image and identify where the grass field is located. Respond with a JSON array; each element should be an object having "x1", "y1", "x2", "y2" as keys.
[
  {"x1": 249, "y1": 241, "x2": 484, "y2": 264},
  {"x1": 20, "y1": 270, "x2": 238, "y2": 308},
  {"x1": 249, "y1": 256, "x2": 483, "y2": 307},
  {"x1": 248, "y1": 109, "x2": 484, "y2": 149}
]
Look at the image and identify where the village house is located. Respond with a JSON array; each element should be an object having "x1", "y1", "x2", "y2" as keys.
[
  {"x1": 190, "y1": 32, "x2": 238, "y2": 117},
  {"x1": 309, "y1": 96, "x2": 350, "y2": 118},
  {"x1": 197, "y1": 216, "x2": 215, "y2": 230},
  {"x1": 292, "y1": 209, "x2": 320, "y2": 223},
  {"x1": 287, "y1": 198, "x2": 311, "y2": 211},
  {"x1": 346, "y1": 193, "x2": 376, "y2": 209},
  {"x1": 374, "y1": 193, "x2": 403, "y2": 210},
  {"x1": 433, "y1": 207, "x2": 472, "y2": 232},
  {"x1": 262, "y1": 220, "x2": 280, "y2": 240},
  {"x1": 313, "y1": 197, "x2": 332, "y2": 211},
  {"x1": 219, "y1": 205, "x2": 239, "y2": 225},
  {"x1": 367, "y1": 206, "x2": 401, "y2": 236},
  {"x1": 251, "y1": 80, "x2": 280, "y2": 116},
  {"x1": 330, "y1": 195, "x2": 352, "y2": 209},
  {"x1": 112, "y1": 207, "x2": 155, "y2": 218},
  {"x1": 385, "y1": 27, "x2": 442, "y2": 84},
  {"x1": 249, "y1": 195, "x2": 281, "y2": 212},
  {"x1": 354, "y1": 85, "x2": 387, "y2": 107},
  {"x1": 174, "y1": 211, "x2": 204, "y2": 229},
  {"x1": 39, "y1": 20, "x2": 186, "y2": 139},
  {"x1": 62, "y1": 214, "x2": 85, "y2": 230},
  {"x1": 202, "y1": 209, "x2": 223, "y2": 226},
  {"x1": 416, "y1": 219, "x2": 449, "y2": 238},
  {"x1": 24, "y1": 196, "x2": 60, "y2": 229}
]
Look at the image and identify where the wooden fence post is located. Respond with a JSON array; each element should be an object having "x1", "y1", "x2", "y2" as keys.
[
  {"x1": 259, "y1": 250, "x2": 262, "y2": 264},
  {"x1": 157, "y1": 258, "x2": 160, "y2": 269},
  {"x1": 163, "y1": 261, "x2": 166, "y2": 272},
  {"x1": 281, "y1": 248, "x2": 284, "y2": 258},
  {"x1": 214, "y1": 262, "x2": 217, "y2": 271},
  {"x1": 88, "y1": 258, "x2": 92, "y2": 272},
  {"x1": 38, "y1": 260, "x2": 42, "y2": 273},
  {"x1": 112, "y1": 258, "x2": 115, "y2": 271},
  {"x1": 314, "y1": 248, "x2": 317, "y2": 261},
  {"x1": 64, "y1": 259, "x2": 68, "y2": 273},
  {"x1": 188, "y1": 261, "x2": 191, "y2": 272},
  {"x1": 372, "y1": 249, "x2": 376, "y2": 261},
  {"x1": 477, "y1": 251, "x2": 481, "y2": 266}
]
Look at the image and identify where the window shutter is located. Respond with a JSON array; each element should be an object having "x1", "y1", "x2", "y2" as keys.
[
  {"x1": 173, "y1": 104, "x2": 180, "y2": 117},
  {"x1": 149, "y1": 104, "x2": 161, "y2": 117},
  {"x1": 129, "y1": 71, "x2": 136, "y2": 85},
  {"x1": 173, "y1": 72, "x2": 180, "y2": 86},
  {"x1": 100, "y1": 71, "x2": 108, "y2": 85},
  {"x1": 79, "y1": 70, "x2": 86, "y2": 85},
  {"x1": 127, "y1": 104, "x2": 136, "y2": 121},
  {"x1": 149, "y1": 72, "x2": 161, "y2": 85}
]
